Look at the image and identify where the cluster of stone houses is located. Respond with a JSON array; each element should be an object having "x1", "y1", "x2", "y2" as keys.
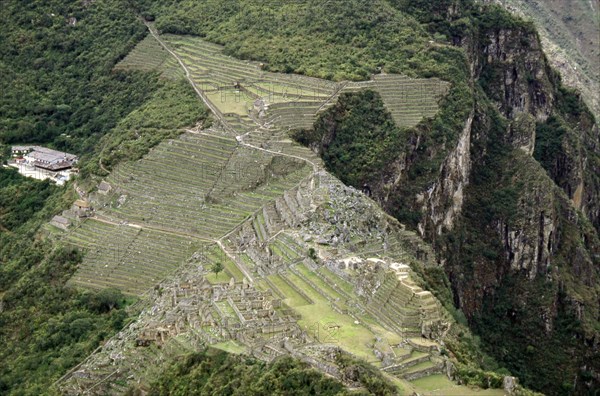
[
  {"x1": 135, "y1": 277, "x2": 302, "y2": 356},
  {"x1": 50, "y1": 199, "x2": 92, "y2": 230}
]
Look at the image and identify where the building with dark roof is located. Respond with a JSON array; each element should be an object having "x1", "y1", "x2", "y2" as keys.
[{"x1": 14, "y1": 146, "x2": 78, "y2": 171}]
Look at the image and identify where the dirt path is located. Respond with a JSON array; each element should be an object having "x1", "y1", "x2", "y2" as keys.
[
  {"x1": 90, "y1": 215, "x2": 213, "y2": 242},
  {"x1": 144, "y1": 22, "x2": 234, "y2": 134},
  {"x1": 88, "y1": 22, "x2": 324, "y2": 287},
  {"x1": 144, "y1": 21, "x2": 320, "y2": 173}
]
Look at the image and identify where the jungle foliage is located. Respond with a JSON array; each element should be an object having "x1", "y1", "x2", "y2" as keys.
[
  {"x1": 0, "y1": 1, "x2": 183, "y2": 394},
  {"x1": 0, "y1": 0, "x2": 157, "y2": 154},
  {"x1": 146, "y1": 349, "x2": 397, "y2": 396},
  {"x1": 82, "y1": 79, "x2": 210, "y2": 177},
  {"x1": 295, "y1": 90, "x2": 404, "y2": 188},
  {"x1": 0, "y1": 169, "x2": 135, "y2": 395}
]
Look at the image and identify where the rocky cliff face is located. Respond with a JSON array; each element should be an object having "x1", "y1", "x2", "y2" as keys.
[
  {"x1": 420, "y1": 17, "x2": 563, "y2": 270},
  {"x1": 478, "y1": 27, "x2": 554, "y2": 120},
  {"x1": 428, "y1": 6, "x2": 600, "y2": 287},
  {"x1": 419, "y1": 110, "x2": 473, "y2": 238},
  {"x1": 536, "y1": 106, "x2": 600, "y2": 233},
  {"x1": 309, "y1": 2, "x2": 600, "y2": 393},
  {"x1": 429, "y1": 8, "x2": 600, "y2": 393},
  {"x1": 448, "y1": 117, "x2": 598, "y2": 396},
  {"x1": 473, "y1": 17, "x2": 600, "y2": 235},
  {"x1": 489, "y1": 0, "x2": 600, "y2": 122}
]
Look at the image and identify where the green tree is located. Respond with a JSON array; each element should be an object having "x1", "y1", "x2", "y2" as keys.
[
  {"x1": 89, "y1": 288, "x2": 125, "y2": 313},
  {"x1": 308, "y1": 247, "x2": 318, "y2": 261},
  {"x1": 211, "y1": 262, "x2": 224, "y2": 279}
]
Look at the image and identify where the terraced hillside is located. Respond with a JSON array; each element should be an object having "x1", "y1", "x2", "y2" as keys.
[
  {"x1": 347, "y1": 75, "x2": 450, "y2": 128},
  {"x1": 161, "y1": 33, "x2": 449, "y2": 143},
  {"x1": 114, "y1": 35, "x2": 183, "y2": 80},
  {"x1": 61, "y1": 171, "x2": 464, "y2": 395},
  {"x1": 66, "y1": 219, "x2": 203, "y2": 295},
  {"x1": 65, "y1": 130, "x2": 311, "y2": 293},
  {"x1": 55, "y1": 25, "x2": 495, "y2": 395}
]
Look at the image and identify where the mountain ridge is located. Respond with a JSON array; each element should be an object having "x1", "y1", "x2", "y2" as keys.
[{"x1": 0, "y1": 0, "x2": 598, "y2": 394}]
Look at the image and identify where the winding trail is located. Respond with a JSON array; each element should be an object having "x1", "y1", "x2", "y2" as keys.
[
  {"x1": 145, "y1": 22, "x2": 320, "y2": 173},
  {"x1": 142, "y1": 21, "x2": 323, "y2": 285},
  {"x1": 90, "y1": 215, "x2": 213, "y2": 242},
  {"x1": 144, "y1": 23, "x2": 234, "y2": 134}
]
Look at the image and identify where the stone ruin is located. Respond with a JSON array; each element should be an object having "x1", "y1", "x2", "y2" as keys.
[
  {"x1": 323, "y1": 255, "x2": 449, "y2": 341},
  {"x1": 131, "y1": 276, "x2": 303, "y2": 353},
  {"x1": 59, "y1": 173, "x2": 453, "y2": 394}
]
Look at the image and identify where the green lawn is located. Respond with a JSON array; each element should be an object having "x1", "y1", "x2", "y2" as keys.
[
  {"x1": 296, "y1": 264, "x2": 344, "y2": 301},
  {"x1": 403, "y1": 360, "x2": 436, "y2": 374},
  {"x1": 267, "y1": 274, "x2": 311, "y2": 307},
  {"x1": 284, "y1": 272, "x2": 378, "y2": 361},
  {"x1": 221, "y1": 257, "x2": 245, "y2": 281},
  {"x1": 204, "y1": 245, "x2": 245, "y2": 283},
  {"x1": 211, "y1": 340, "x2": 247, "y2": 354},
  {"x1": 254, "y1": 279, "x2": 269, "y2": 292},
  {"x1": 411, "y1": 374, "x2": 505, "y2": 396},
  {"x1": 318, "y1": 266, "x2": 355, "y2": 295},
  {"x1": 206, "y1": 271, "x2": 232, "y2": 284},
  {"x1": 206, "y1": 91, "x2": 253, "y2": 115}
]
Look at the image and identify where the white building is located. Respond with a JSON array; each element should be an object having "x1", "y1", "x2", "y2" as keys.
[{"x1": 9, "y1": 146, "x2": 78, "y2": 185}]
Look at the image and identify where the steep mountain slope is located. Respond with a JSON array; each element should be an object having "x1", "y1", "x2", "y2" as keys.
[
  {"x1": 491, "y1": 0, "x2": 600, "y2": 121},
  {"x1": 54, "y1": 26, "x2": 515, "y2": 395},
  {"x1": 1, "y1": 0, "x2": 597, "y2": 394},
  {"x1": 296, "y1": 2, "x2": 600, "y2": 394},
  {"x1": 0, "y1": 0, "x2": 155, "y2": 153},
  {"x1": 234, "y1": 1, "x2": 600, "y2": 394}
]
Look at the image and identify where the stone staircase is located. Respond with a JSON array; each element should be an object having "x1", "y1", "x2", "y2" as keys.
[
  {"x1": 381, "y1": 343, "x2": 444, "y2": 381},
  {"x1": 367, "y1": 264, "x2": 446, "y2": 340}
]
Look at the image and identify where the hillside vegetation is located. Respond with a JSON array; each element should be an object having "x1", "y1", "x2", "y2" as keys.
[
  {"x1": 129, "y1": 0, "x2": 599, "y2": 393},
  {"x1": 0, "y1": 167, "x2": 134, "y2": 394},
  {"x1": 0, "y1": 0, "x2": 152, "y2": 153},
  {"x1": 0, "y1": 0, "x2": 206, "y2": 394},
  {"x1": 0, "y1": 0, "x2": 598, "y2": 395},
  {"x1": 147, "y1": 349, "x2": 396, "y2": 396}
]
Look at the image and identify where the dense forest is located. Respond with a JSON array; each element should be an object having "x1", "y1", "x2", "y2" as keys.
[
  {"x1": 0, "y1": 0, "x2": 207, "y2": 394},
  {"x1": 0, "y1": 165, "x2": 134, "y2": 394},
  {"x1": 144, "y1": 349, "x2": 396, "y2": 396},
  {"x1": 0, "y1": 0, "x2": 143, "y2": 392},
  {"x1": 0, "y1": 1, "x2": 151, "y2": 152}
]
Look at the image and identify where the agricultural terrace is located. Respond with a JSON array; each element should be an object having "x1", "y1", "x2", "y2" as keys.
[
  {"x1": 161, "y1": 33, "x2": 449, "y2": 137},
  {"x1": 261, "y1": 263, "x2": 430, "y2": 371},
  {"x1": 66, "y1": 218, "x2": 203, "y2": 295},
  {"x1": 59, "y1": 25, "x2": 457, "y2": 392},
  {"x1": 114, "y1": 35, "x2": 183, "y2": 80},
  {"x1": 102, "y1": 132, "x2": 310, "y2": 238},
  {"x1": 344, "y1": 75, "x2": 449, "y2": 128},
  {"x1": 68, "y1": 129, "x2": 311, "y2": 296}
]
